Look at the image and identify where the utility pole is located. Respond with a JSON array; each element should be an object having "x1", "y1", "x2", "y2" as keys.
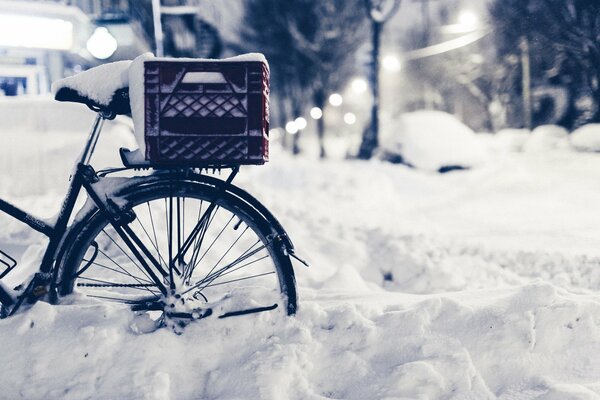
[
  {"x1": 520, "y1": 36, "x2": 532, "y2": 130},
  {"x1": 419, "y1": 0, "x2": 430, "y2": 46},
  {"x1": 358, "y1": 0, "x2": 401, "y2": 160},
  {"x1": 414, "y1": 0, "x2": 435, "y2": 109},
  {"x1": 151, "y1": 0, "x2": 164, "y2": 56}
]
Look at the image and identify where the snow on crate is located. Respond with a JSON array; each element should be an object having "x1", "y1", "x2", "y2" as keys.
[
  {"x1": 128, "y1": 52, "x2": 270, "y2": 166},
  {"x1": 570, "y1": 124, "x2": 600, "y2": 152},
  {"x1": 380, "y1": 110, "x2": 488, "y2": 172}
]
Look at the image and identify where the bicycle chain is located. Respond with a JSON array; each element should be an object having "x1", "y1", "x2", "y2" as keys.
[{"x1": 76, "y1": 283, "x2": 156, "y2": 288}]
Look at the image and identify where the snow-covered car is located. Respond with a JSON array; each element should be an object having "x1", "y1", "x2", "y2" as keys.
[
  {"x1": 379, "y1": 110, "x2": 489, "y2": 172},
  {"x1": 570, "y1": 124, "x2": 600, "y2": 152},
  {"x1": 523, "y1": 124, "x2": 571, "y2": 152}
]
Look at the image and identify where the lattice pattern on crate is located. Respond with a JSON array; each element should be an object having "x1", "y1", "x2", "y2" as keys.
[
  {"x1": 158, "y1": 137, "x2": 248, "y2": 160},
  {"x1": 161, "y1": 94, "x2": 247, "y2": 118}
]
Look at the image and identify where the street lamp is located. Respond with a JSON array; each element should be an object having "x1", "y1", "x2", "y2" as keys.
[
  {"x1": 344, "y1": 112, "x2": 357, "y2": 125},
  {"x1": 457, "y1": 10, "x2": 478, "y2": 31},
  {"x1": 86, "y1": 27, "x2": 118, "y2": 60},
  {"x1": 382, "y1": 54, "x2": 402, "y2": 72},
  {"x1": 310, "y1": 107, "x2": 323, "y2": 120},
  {"x1": 329, "y1": 93, "x2": 343, "y2": 107},
  {"x1": 285, "y1": 121, "x2": 299, "y2": 135},
  {"x1": 441, "y1": 9, "x2": 481, "y2": 35},
  {"x1": 295, "y1": 117, "x2": 307, "y2": 130},
  {"x1": 351, "y1": 78, "x2": 368, "y2": 94}
]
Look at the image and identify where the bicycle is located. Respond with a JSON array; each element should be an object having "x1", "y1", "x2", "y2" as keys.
[{"x1": 0, "y1": 62, "x2": 305, "y2": 332}]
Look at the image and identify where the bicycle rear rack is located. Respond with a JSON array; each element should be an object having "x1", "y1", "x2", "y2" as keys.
[
  {"x1": 0, "y1": 249, "x2": 17, "y2": 309},
  {"x1": 0, "y1": 248, "x2": 16, "y2": 279}
]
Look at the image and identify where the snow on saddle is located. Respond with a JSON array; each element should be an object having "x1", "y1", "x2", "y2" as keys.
[{"x1": 52, "y1": 60, "x2": 132, "y2": 116}]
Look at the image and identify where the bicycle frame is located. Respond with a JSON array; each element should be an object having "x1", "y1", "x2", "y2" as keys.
[
  {"x1": 0, "y1": 111, "x2": 182, "y2": 314},
  {"x1": 0, "y1": 113, "x2": 109, "y2": 308}
]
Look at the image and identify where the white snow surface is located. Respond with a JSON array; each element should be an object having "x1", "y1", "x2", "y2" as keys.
[
  {"x1": 52, "y1": 61, "x2": 131, "y2": 106},
  {"x1": 494, "y1": 128, "x2": 531, "y2": 153},
  {"x1": 3, "y1": 102, "x2": 600, "y2": 398},
  {"x1": 381, "y1": 110, "x2": 489, "y2": 171},
  {"x1": 571, "y1": 124, "x2": 600, "y2": 152}
]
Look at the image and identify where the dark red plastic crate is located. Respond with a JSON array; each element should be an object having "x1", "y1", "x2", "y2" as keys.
[{"x1": 144, "y1": 60, "x2": 269, "y2": 166}]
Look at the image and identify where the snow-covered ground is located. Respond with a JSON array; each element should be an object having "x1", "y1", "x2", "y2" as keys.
[{"x1": 2, "y1": 102, "x2": 600, "y2": 398}]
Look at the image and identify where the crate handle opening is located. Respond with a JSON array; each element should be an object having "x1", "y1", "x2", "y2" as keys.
[{"x1": 181, "y1": 72, "x2": 227, "y2": 84}]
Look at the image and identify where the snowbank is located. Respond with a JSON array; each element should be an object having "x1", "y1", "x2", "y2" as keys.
[
  {"x1": 3, "y1": 101, "x2": 600, "y2": 398},
  {"x1": 0, "y1": 282, "x2": 599, "y2": 399},
  {"x1": 493, "y1": 128, "x2": 530, "y2": 153},
  {"x1": 380, "y1": 110, "x2": 489, "y2": 171},
  {"x1": 571, "y1": 124, "x2": 600, "y2": 152},
  {"x1": 523, "y1": 125, "x2": 571, "y2": 153}
]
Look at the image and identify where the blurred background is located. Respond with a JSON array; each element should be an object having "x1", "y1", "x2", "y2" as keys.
[{"x1": 1, "y1": 0, "x2": 599, "y2": 166}]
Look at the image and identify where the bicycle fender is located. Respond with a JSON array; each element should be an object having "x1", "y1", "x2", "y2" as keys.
[{"x1": 55, "y1": 171, "x2": 305, "y2": 273}]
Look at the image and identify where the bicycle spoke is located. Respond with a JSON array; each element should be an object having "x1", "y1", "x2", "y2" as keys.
[
  {"x1": 81, "y1": 258, "x2": 153, "y2": 284},
  {"x1": 77, "y1": 276, "x2": 159, "y2": 293},
  {"x1": 185, "y1": 205, "x2": 220, "y2": 281},
  {"x1": 100, "y1": 229, "x2": 155, "y2": 283},
  {"x1": 96, "y1": 248, "x2": 154, "y2": 286},
  {"x1": 186, "y1": 213, "x2": 235, "y2": 279},
  {"x1": 177, "y1": 198, "x2": 222, "y2": 264},
  {"x1": 195, "y1": 252, "x2": 269, "y2": 293},
  {"x1": 190, "y1": 225, "x2": 250, "y2": 286},
  {"x1": 86, "y1": 294, "x2": 155, "y2": 304},
  {"x1": 184, "y1": 239, "x2": 269, "y2": 294},
  {"x1": 205, "y1": 225, "x2": 250, "y2": 273},
  {"x1": 168, "y1": 194, "x2": 175, "y2": 289},
  {"x1": 210, "y1": 255, "x2": 269, "y2": 281},
  {"x1": 136, "y1": 211, "x2": 168, "y2": 270},
  {"x1": 177, "y1": 196, "x2": 182, "y2": 265},
  {"x1": 96, "y1": 234, "x2": 160, "y2": 297},
  {"x1": 186, "y1": 199, "x2": 203, "y2": 269},
  {"x1": 201, "y1": 271, "x2": 275, "y2": 289}
]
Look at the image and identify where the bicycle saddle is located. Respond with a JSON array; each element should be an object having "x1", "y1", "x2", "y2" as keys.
[
  {"x1": 54, "y1": 86, "x2": 131, "y2": 115},
  {"x1": 52, "y1": 60, "x2": 132, "y2": 115}
]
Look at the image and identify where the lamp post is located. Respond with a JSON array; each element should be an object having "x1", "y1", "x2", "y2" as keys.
[
  {"x1": 151, "y1": 0, "x2": 164, "y2": 57},
  {"x1": 358, "y1": 0, "x2": 401, "y2": 159}
]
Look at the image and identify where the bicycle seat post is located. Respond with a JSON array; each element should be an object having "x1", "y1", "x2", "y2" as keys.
[{"x1": 80, "y1": 112, "x2": 107, "y2": 166}]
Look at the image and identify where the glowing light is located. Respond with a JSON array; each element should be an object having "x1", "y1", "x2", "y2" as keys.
[
  {"x1": 295, "y1": 117, "x2": 307, "y2": 130},
  {"x1": 0, "y1": 14, "x2": 73, "y2": 50},
  {"x1": 285, "y1": 121, "x2": 298, "y2": 134},
  {"x1": 382, "y1": 55, "x2": 401, "y2": 72},
  {"x1": 310, "y1": 107, "x2": 323, "y2": 120},
  {"x1": 351, "y1": 78, "x2": 368, "y2": 94},
  {"x1": 329, "y1": 93, "x2": 343, "y2": 107},
  {"x1": 87, "y1": 27, "x2": 118, "y2": 60},
  {"x1": 458, "y1": 10, "x2": 478, "y2": 31},
  {"x1": 344, "y1": 112, "x2": 357, "y2": 125}
]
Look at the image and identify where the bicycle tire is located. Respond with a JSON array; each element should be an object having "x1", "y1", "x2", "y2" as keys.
[{"x1": 57, "y1": 176, "x2": 297, "y2": 319}]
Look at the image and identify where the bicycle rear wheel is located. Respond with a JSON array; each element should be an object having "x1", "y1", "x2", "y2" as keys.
[{"x1": 58, "y1": 176, "x2": 297, "y2": 323}]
